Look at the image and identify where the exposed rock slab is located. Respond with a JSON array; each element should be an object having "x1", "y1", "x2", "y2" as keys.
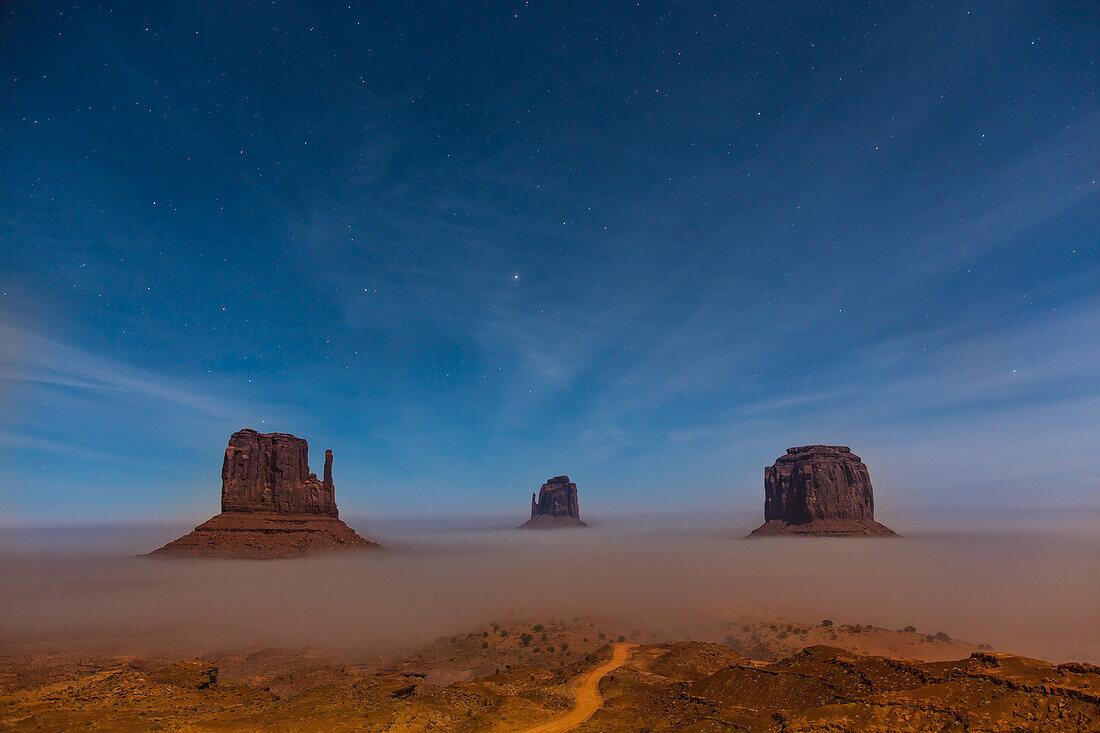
[
  {"x1": 149, "y1": 512, "x2": 377, "y2": 559},
  {"x1": 149, "y1": 429, "x2": 378, "y2": 558},
  {"x1": 520, "y1": 475, "x2": 588, "y2": 529},
  {"x1": 748, "y1": 518, "x2": 896, "y2": 537},
  {"x1": 748, "y1": 445, "x2": 896, "y2": 537}
]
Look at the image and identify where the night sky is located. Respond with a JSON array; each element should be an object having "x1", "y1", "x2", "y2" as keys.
[{"x1": 1, "y1": 1, "x2": 1097, "y2": 525}]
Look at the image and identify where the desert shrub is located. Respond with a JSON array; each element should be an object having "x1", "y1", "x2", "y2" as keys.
[
  {"x1": 822, "y1": 619, "x2": 833, "y2": 627},
  {"x1": 598, "y1": 632, "x2": 606, "y2": 640},
  {"x1": 546, "y1": 645, "x2": 555, "y2": 653},
  {"x1": 934, "y1": 632, "x2": 951, "y2": 642},
  {"x1": 520, "y1": 633, "x2": 533, "y2": 647},
  {"x1": 903, "y1": 626, "x2": 917, "y2": 633},
  {"x1": 533, "y1": 624, "x2": 544, "y2": 632},
  {"x1": 617, "y1": 635, "x2": 626, "y2": 643},
  {"x1": 491, "y1": 623, "x2": 500, "y2": 631},
  {"x1": 482, "y1": 641, "x2": 489, "y2": 649}
]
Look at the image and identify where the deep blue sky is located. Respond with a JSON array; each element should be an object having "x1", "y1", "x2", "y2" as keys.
[{"x1": 1, "y1": 1, "x2": 1097, "y2": 525}]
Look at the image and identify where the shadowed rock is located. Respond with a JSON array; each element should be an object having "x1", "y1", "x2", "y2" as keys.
[
  {"x1": 748, "y1": 446, "x2": 897, "y2": 537},
  {"x1": 149, "y1": 429, "x2": 379, "y2": 558},
  {"x1": 220, "y1": 430, "x2": 338, "y2": 516},
  {"x1": 520, "y1": 475, "x2": 588, "y2": 529}
]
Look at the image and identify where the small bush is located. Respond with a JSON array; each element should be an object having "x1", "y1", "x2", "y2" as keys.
[
  {"x1": 822, "y1": 619, "x2": 833, "y2": 627},
  {"x1": 520, "y1": 633, "x2": 533, "y2": 647},
  {"x1": 482, "y1": 641, "x2": 489, "y2": 649},
  {"x1": 903, "y1": 626, "x2": 917, "y2": 633},
  {"x1": 617, "y1": 635, "x2": 626, "y2": 643},
  {"x1": 533, "y1": 624, "x2": 544, "y2": 632}
]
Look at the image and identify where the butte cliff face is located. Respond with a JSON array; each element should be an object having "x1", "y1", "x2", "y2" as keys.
[
  {"x1": 519, "y1": 475, "x2": 589, "y2": 529},
  {"x1": 748, "y1": 446, "x2": 897, "y2": 537},
  {"x1": 220, "y1": 429, "x2": 338, "y2": 516},
  {"x1": 149, "y1": 429, "x2": 379, "y2": 558}
]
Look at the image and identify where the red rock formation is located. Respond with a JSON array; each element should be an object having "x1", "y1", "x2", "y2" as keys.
[
  {"x1": 149, "y1": 429, "x2": 379, "y2": 558},
  {"x1": 520, "y1": 475, "x2": 588, "y2": 529},
  {"x1": 219, "y1": 429, "x2": 338, "y2": 516},
  {"x1": 748, "y1": 446, "x2": 896, "y2": 537}
]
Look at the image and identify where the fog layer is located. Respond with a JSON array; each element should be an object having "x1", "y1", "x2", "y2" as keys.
[{"x1": 2, "y1": 512, "x2": 1097, "y2": 664}]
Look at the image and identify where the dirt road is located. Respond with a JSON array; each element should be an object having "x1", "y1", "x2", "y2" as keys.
[{"x1": 517, "y1": 643, "x2": 635, "y2": 733}]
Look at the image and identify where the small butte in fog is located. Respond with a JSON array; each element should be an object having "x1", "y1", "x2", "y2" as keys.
[
  {"x1": 149, "y1": 429, "x2": 379, "y2": 558},
  {"x1": 748, "y1": 445, "x2": 897, "y2": 537},
  {"x1": 520, "y1": 475, "x2": 589, "y2": 529}
]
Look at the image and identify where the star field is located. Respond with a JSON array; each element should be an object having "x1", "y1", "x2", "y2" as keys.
[{"x1": 0, "y1": 1, "x2": 1097, "y2": 524}]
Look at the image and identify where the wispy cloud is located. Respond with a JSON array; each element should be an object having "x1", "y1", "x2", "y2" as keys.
[{"x1": 0, "y1": 322, "x2": 244, "y2": 419}]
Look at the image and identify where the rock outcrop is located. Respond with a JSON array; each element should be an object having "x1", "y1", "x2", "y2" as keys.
[
  {"x1": 519, "y1": 475, "x2": 588, "y2": 529},
  {"x1": 149, "y1": 429, "x2": 379, "y2": 558},
  {"x1": 748, "y1": 445, "x2": 896, "y2": 537},
  {"x1": 219, "y1": 429, "x2": 338, "y2": 516}
]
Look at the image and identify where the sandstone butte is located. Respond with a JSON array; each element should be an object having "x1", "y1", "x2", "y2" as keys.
[
  {"x1": 519, "y1": 475, "x2": 589, "y2": 529},
  {"x1": 748, "y1": 445, "x2": 897, "y2": 537},
  {"x1": 149, "y1": 429, "x2": 379, "y2": 558}
]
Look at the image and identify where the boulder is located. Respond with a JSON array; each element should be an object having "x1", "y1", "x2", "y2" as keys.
[
  {"x1": 148, "y1": 429, "x2": 379, "y2": 558},
  {"x1": 748, "y1": 446, "x2": 896, "y2": 537},
  {"x1": 520, "y1": 475, "x2": 588, "y2": 529}
]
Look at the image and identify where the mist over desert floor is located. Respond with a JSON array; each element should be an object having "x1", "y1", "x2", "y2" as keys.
[{"x1": 2, "y1": 508, "x2": 1098, "y2": 666}]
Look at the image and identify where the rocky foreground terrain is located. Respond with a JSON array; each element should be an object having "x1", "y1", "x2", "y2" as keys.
[{"x1": 2, "y1": 618, "x2": 1097, "y2": 731}]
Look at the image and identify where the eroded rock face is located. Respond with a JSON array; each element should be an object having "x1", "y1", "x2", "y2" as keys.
[
  {"x1": 149, "y1": 429, "x2": 378, "y2": 558},
  {"x1": 520, "y1": 475, "x2": 588, "y2": 529},
  {"x1": 748, "y1": 446, "x2": 896, "y2": 537},
  {"x1": 220, "y1": 429, "x2": 338, "y2": 516}
]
